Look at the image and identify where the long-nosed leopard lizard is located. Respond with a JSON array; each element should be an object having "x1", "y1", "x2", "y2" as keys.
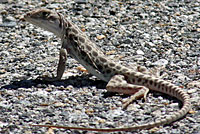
[{"x1": 23, "y1": 9, "x2": 191, "y2": 132}]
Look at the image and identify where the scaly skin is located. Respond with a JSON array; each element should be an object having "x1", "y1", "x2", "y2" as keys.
[{"x1": 23, "y1": 9, "x2": 191, "y2": 132}]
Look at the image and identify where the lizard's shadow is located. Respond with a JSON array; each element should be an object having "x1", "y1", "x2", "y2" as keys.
[
  {"x1": 1, "y1": 74, "x2": 107, "y2": 90},
  {"x1": 0, "y1": 74, "x2": 117, "y2": 97},
  {"x1": 0, "y1": 74, "x2": 181, "y2": 104}
]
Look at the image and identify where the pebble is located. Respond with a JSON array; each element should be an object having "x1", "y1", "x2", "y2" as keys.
[
  {"x1": 96, "y1": 34, "x2": 106, "y2": 40},
  {"x1": 136, "y1": 49, "x2": 144, "y2": 55},
  {"x1": 169, "y1": 103, "x2": 179, "y2": 109},
  {"x1": 187, "y1": 88, "x2": 198, "y2": 94},
  {"x1": 75, "y1": 0, "x2": 88, "y2": 4},
  {"x1": 32, "y1": 90, "x2": 49, "y2": 98},
  {"x1": 54, "y1": 102, "x2": 66, "y2": 107},
  {"x1": 107, "y1": 109, "x2": 124, "y2": 118},
  {"x1": 153, "y1": 59, "x2": 169, "y2": 66}
]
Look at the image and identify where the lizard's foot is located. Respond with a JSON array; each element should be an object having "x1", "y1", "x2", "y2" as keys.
[
  {"x1": 106, "y1": 75, "x2": 149, "y2": 109},
  {"x1": 122, "y1": 87, "x2": 149, "y2": 109},
  {"x1": 36, "y1": 48, "x2": 67, "y2": 82}
]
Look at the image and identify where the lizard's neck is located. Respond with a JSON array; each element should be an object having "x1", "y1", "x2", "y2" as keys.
[{"x1": 54, "y1": 13, "x2": 72, "y2": 38}]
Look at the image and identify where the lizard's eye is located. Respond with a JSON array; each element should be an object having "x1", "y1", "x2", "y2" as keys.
[{"x1": 42, "y1": 11, "x2": 49, "y2": 18}]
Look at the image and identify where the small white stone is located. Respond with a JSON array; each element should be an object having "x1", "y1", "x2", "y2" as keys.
[
  {"x1": 153, "y1": 59, "x2": 168, "y2": 66},
  {"x1": 42, "y1": 31, "x2": 53, "y2": 36},
  {"x1": 188, "y1": 88, "x2": 197, "y2": 94},
  {"x1": 33, "y1": 90, "x2": 48, "y2": 98},
  {"x1": 136, "y1": 49, "x2": 144, "y2": 55},
  {"x1": 169, "y1": 103, "x2": 179, "y2": 109},
  {"x1": 0, "y1": 121, "x2": 8, "y2": 127},
  {"x1": 148, "y1": 42, "x2": 155, "y2": 47},
  {"x1": 107, "y1": 109, "x2": 124, "y2": 118},
  {"x1": 52, "y1": 91, "x2": 65, "y2": 97}
]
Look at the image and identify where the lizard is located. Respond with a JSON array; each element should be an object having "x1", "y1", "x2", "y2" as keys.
[{"x1": 23, "y1": 9, "x2": 191, "y2": 132}]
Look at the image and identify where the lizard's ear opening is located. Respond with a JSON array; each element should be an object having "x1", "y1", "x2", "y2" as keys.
[{"x1": 48, "y1": 15, "x2": 58, "y2": 22}]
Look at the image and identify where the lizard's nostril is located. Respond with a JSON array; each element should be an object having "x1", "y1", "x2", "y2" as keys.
[
  {"x1": 26, "y1": 13, "x2": 30, "y2": 16},
  {"x1": 25, "y1": 12, "x2": 31, "y2": 17}
]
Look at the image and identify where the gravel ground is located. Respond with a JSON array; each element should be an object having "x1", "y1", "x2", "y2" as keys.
[{"x1": 0, "y1": 0, "x2": 200, "y2": 134}]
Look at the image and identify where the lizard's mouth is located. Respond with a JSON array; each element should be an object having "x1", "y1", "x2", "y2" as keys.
[
  {"x1": 24, "y1": 13, "x2": 36, "y2": 22},
  {"x1": 22, "y1": 14, "x2": 32, "y2": 23}
]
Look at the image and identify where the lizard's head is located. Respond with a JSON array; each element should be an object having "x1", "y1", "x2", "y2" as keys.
[{"x1": 24, "y1": 9, "x2": 62, "y2": 37}]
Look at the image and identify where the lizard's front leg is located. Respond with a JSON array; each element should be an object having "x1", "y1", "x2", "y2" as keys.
[
  {"x1": 106, "y1": 75, "x2": 149, "y2": 109},
  {"x1": 42, "y1": 48, "x2": 67, "y2": 81}
]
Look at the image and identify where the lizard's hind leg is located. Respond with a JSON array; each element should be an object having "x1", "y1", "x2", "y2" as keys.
[{"x1": 106, "y1": 75, "x2": 149, "y2": 109}]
